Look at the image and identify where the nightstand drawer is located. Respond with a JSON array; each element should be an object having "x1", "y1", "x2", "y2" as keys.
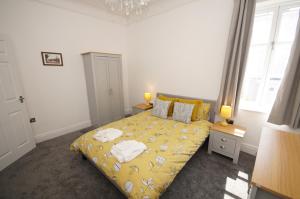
[{"x1": 212, "y1": 133, "x2": 236, "y2": 155}]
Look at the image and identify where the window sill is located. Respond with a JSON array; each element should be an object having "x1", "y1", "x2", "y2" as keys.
[{"x1": 238, "y1": 105, "x2": 269, "y2": 114}]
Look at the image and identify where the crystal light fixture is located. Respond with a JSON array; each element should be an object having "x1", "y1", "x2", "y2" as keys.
[{"x1": 105, "y1": 0, "x2": 151, "y2": 16}]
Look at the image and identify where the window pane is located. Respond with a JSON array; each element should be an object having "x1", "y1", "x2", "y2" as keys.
[
  {"x1": 245, "y1": 45, "x2": 268, "y2": 78},
  {"x1": 277, "y1": 7, "x2": 300, "y2": 42},
  {"x1": 241, "y1": 77, "x2": 264, "y2": 103},
  {"x1": 240, "y1": 4, "x2": 300, "y2": 112},
  {"x1": 262, "y1": 43, "x2": 293, "y2": 109},
  {"x1": 251, "y1": 12, "x2": 273, "y2": 44},
  {"x1": 240, "y1": 44, "x2": 268, "y2": 106},
  {"x1": 269, "y1": 43, "x2": 292, "y2": 78},
  {"x1": 262, "y1": 79, "x2": 281, "y2": 107}
]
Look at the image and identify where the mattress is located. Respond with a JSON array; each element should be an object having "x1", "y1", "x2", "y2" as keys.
[{"x1": 71, "y1": 110, "x2": 211, "y2": 199}]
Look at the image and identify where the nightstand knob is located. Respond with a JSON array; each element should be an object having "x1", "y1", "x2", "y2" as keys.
[
  {"x1": 221, "y1": 138, "x2": 227, "y2": 142},
  {"x1": 219, "y1": 145, "x2": 225, "y2": 149}
]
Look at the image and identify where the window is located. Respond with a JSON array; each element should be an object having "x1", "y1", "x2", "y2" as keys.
[{"x1": 239, "y1": 1, "x2": 300, "y2": 112}]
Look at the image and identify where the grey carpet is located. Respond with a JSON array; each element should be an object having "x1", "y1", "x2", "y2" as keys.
[{"x1": 0, "y1": 131, "x2": 255, "y2": 199}]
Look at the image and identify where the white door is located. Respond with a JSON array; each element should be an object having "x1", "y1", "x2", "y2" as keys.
[{"x1": 0, "y1": 35, "x2": 35, "y2": 171}]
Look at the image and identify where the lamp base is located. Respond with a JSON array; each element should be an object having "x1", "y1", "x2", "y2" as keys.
[
  {"x1": 220, "y1": 120, "x2": 229, "y2": 126},
  {"x1": 226, "y1": 119, "x2": 234, "y2": 125}
]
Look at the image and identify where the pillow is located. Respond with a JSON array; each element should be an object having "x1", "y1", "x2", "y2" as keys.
[
  {"x1": 158, "y1": 95, "x2": 178, "y2": 116},
  {"x1": 172, "y1": 102, "x2": 194, "y2": 123},
  {"x1": 152, "y1": 99, "x2": 171, "y2": 119},
  {"x1": 197, "y1": 102, "x2": 211, "y2": 121},
  {"x1": 177, "y1": 98, "x2": 202, "y2": 121}
]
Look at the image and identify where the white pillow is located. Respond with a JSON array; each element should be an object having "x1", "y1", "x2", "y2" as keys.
[
  {"x1": 152, "y1": 99, "x2": 171, "y2": 119},
  {"x1": 172, "y1": 102, "x2": 194, "y2": 123}
]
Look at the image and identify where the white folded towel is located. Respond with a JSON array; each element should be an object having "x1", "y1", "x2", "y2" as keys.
[
  {"x1": 111, "y1": 140, "x2": 147, "y2": 163},
  {"x1": 93, "y1": 128, "x2": 123, "y2": 142}
]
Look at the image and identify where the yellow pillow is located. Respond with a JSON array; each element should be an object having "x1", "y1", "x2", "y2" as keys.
[
  {"x1": 158, "y1": 95, "x2": 178, "y2": 116},
  {"x1": 197, "y1": 103, "x2": 211, "y2": 121},
  {"x1": 177, "y1": 98, "x2": 202, "y2": 121}
]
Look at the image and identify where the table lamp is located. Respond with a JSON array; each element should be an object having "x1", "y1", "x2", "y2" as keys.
[
  {"x1": 144, "y1": 92, "x2": 152, "y2": 105},
  {"x1": 220, "y1": 105, "x2": 232, "y2": 126}
]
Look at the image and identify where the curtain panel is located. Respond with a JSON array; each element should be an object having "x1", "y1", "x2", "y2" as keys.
[
  {"x1": 268, "y1": 13, "x2": 300, "y2": 129},
  {"x1": 216, "y1": 0, "x2": 256, "y2": 116}
]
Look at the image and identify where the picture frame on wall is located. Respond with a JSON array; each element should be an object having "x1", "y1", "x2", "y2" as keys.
[{"x1": 41, "y1": 52, "x2": 63, "y2": 66}]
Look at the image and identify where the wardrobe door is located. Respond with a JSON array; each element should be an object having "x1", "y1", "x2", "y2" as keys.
[
  {"x1": 108, "y1": 57, "x2": 124, "y2": 121},
  {"x1": 94, "y1": 56, "x2": 112, "y2": 125}
]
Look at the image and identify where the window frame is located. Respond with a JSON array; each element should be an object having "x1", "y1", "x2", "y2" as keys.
[{"x1": 239, "y1": 0, "x2": 300, "y2": 113}]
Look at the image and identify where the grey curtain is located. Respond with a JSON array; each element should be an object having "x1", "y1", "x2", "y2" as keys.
[
  {"x1": 217, "y1": 0, "x2": 256, "y2": 116},
  {"x1": 268, "y1": 14, "x2": 300, "y2": 129}
]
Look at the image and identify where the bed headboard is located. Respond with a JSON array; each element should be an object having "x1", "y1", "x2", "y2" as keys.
[{"x1": 156, "y1": 92, "x2": 216, "y2": 122}]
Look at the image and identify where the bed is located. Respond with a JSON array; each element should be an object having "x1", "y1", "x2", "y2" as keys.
[{"x1": 71, "y1": 93, "x2": 215, "y2": 199}]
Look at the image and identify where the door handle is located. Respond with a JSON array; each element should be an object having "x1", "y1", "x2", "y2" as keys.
[{"x1": 19, "y1": 96, "x2": 25, "y2": 103}]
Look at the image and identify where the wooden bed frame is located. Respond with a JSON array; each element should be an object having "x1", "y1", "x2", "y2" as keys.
[{"x1": 80, "y1": 92, "x2": 216, "y2": 197}]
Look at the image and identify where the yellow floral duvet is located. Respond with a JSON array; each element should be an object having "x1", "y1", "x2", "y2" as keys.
[{"x1": 71, "y1": 111, "x2": 211, "y2": 199}]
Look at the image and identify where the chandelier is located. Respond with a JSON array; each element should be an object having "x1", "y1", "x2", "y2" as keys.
[{"x1": 105, "y1": 0, "x2": 151, "y2": 16}]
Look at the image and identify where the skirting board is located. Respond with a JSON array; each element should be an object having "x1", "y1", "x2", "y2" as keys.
[
  {"x1": 241, "y1": 143, "x2": 258, "y2": 156},
  {"x1": 35, "y1": 120, "x2": 91, "y2": 143},
  {"x1": 124, "y1": 108, "x2": 132, "y2": 115}
]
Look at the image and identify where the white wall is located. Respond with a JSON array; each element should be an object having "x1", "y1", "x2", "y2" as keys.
[
  {"x1": 235, "y1": 110, "x2": 269, "y2": 154},
  {"x1": 235, "y1": 109, "x2": 300, "y2": 155},
  {"x1": 127, "y1": 0, "x2": 234, "y2": 105},
  {"x1": 2, "y1": 0, "x2": 296, "y2": 154},
  {"x1": 0, "y1": 0, "x2": 129, "y2": 142},
  {"x1": 125, "y1": 0, "x2": 300, "y2": 156}
]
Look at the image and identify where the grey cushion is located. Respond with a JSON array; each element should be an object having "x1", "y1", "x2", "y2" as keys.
[
  {"x1": 172, "y1": 102, "x2": 194, "y2": 123},
  {"x1": 152, "y1": 99, "x2": 171, "y2": 119}
]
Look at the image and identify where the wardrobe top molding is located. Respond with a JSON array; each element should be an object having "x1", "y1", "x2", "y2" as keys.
[{"x1": 81, "y1": 52, "x2": 122, "y2": 57}]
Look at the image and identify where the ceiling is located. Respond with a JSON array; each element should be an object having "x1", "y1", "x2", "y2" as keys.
[
  {"x1": 71, "y1": 0, "x2": 162, "y2": 16},
  {"x1": 32, "y1": 0, "x2": 197, "y2": 24}
]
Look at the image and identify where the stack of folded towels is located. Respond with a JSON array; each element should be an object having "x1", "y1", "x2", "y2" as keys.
[
  {"x1": 93, "y1": 128, "x2": 123, "y2": 142},
  {"x1": 111, "y1": 140, "x2": 147, "y2": 163},
  {"x1": 93, "y1": 128, "x2": 147, "y2": 163}
]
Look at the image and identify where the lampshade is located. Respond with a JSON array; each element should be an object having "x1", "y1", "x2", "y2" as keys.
[
  {"x1": 220, "y1": 105, "x2": 232, "y2": 119},
  {"x1": 144, "y1": 92, "x2": 152, "y2": 102}
]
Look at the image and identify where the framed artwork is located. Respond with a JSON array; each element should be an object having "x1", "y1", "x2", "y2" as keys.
[{"x1": 41, "y1": 52, "x2": 63, "y2": 66}]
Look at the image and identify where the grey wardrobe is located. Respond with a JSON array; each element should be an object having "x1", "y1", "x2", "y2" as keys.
[{"x1": 82, "y1": 52, "x2": 124, "y2": 126}]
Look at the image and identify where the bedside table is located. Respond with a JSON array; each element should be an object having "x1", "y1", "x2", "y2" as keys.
[
  {"x1": 132, "y1": 103, "x2": 153, "y2": 115},
  {"x1": 208, "y1": 123, "x2": 246, "y2": 164}
]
